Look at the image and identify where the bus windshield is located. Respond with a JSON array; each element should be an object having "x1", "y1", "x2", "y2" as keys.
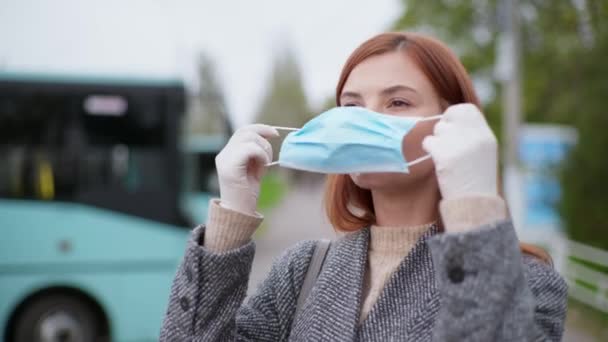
[{"x1": 0, "y1": 77, "x2": 187, "y2": 226}]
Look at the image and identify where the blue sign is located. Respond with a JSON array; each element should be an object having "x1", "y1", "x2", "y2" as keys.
[{"x1": 519, "y1": 125, "x2": 577, "y2": 231}]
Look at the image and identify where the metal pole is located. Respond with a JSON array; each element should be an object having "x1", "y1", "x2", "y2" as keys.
[
  {"x1": 497, "y1": 0, "x2": 524, "y2": 231},
  {"x1": 500, "y1": 0, "x2": 521, "y2": 168}
]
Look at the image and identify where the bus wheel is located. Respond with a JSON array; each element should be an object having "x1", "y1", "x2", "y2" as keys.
[{"x1": 12, "y1": 294, "x2": 101, "y2": 342}]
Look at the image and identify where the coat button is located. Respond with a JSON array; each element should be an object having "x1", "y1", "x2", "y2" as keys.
[
  {"x1": 448, "y1": 266, "x2": 465, "y2": 283},
  {"x1": 179, "y1": 297, "x2": 190, "y2": 311},
  {"x1": 185, "y1": 266, "x2": 193, "y2": 282}
]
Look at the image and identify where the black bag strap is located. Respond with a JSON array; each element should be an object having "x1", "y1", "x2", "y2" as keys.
[{"x1": 294, "y1": 239, "x2": 331, "y2": 319}]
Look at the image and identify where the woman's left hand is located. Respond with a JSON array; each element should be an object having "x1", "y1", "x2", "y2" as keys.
[{"x1": 422, "y1": 103, "x2": 498, "y2": 200}]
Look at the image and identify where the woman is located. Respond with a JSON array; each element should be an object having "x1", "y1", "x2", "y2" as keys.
[{"x1": 160, "y1": 32, "x2": 567, "y2": 341}]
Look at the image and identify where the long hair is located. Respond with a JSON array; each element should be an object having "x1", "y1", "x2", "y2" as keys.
[{"x1": 324, "y1": 32, "x2": 551, "y2": 263}]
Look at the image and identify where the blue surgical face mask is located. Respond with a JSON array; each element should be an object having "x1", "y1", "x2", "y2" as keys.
[{"x1": 268, "y1": 107, "x2": 440, "y2": 174}]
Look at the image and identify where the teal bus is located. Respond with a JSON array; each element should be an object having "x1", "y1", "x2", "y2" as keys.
[{"x1": 0, "y1": 73, "x2": 226, "y2": 342}]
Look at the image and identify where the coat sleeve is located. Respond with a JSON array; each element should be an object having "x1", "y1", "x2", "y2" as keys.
[
  {"x1": 159, "y1": 225, "x2": 316, "y2": 342},
  {"x1": 427, "y1": 220, "x2": 568, "y2": 342}
]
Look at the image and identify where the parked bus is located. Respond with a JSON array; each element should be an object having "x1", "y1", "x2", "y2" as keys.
[{"x1": 0, "y1": 73, "x2": 225, "y2": 342}]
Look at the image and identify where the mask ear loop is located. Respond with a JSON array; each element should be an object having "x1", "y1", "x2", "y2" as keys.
[
  {"x1": 417, "y1": 114, "x2": 443, "y2": 122},
  {"x1": 407, "y1": 154, "x2": 432, "y2": 166},
  {"x1": 405, "y1": 114, "x2": 442, "y2": 168},
  {"x1": 271, "y1": 126, "x2": 299, "y2": 132},
  {"x1": 265, "y1": 126, "x2": 299, "y2": 167}
]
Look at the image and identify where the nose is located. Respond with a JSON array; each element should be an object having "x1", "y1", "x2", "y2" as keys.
[
  {"x1": 367, "y1": 106, "x2": 396, "y2": 117},
  {"x1": 363, "y1": 99, "x2": 396, "y2": 116},
  {"x1": 363, "y1": 102, "x2": 384, "y2": 115}
]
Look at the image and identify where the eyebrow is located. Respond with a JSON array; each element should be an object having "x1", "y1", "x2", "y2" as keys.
[
  {"x1": 340, "y1": 85, "x2": 418, "y2": 101},
  {"x1": 339, "y1": 91, "x2": 362, "y2": 100},
  {"x1": 380, "y1": 85, "x2": 418, "y2": 97}
]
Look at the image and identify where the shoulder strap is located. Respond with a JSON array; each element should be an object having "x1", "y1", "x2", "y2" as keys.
[{"x1": 295, "y1": 239, "x2": 331, "y2": 318}]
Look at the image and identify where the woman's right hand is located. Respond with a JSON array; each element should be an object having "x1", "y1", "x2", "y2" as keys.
[{"x1": 215, "y1": 124, "x2": 279, "y2": 215}]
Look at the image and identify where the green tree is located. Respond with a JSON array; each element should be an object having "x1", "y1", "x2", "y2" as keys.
[
  {"x1": 186, "y1": 54, "x2": 231, "y2": 136},
  {"x1": 255, "y1": 45, "x2": 312, "y2": 159},
  {"x1": 559, "y1": 36, "x2": 608, "y2": 250},
  {"x1": 255, "y1": 46, "x2": 311, "y2": 128},
  {"x1": 255, "y1": 45, "x2": 317, "y2": 183},
  {"x1": 393, "y1": 0, "x2": 608, "y2": 248}
]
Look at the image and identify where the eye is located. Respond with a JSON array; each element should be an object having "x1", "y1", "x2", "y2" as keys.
[
  {"x1": 342, "y1": 103, "x2": 361, "y2": 107},
  {"x1": 389, "y1": 99, "x2": 411, "y2": 107}
]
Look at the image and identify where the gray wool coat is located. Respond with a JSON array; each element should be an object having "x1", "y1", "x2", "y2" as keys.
[{"x1": 160, "y1": 220, "x2": 568, "y2": 341}]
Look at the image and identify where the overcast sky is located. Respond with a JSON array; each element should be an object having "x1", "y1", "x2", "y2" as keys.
[{"x1": 0, "y1": 0, "x2": 401, "y2": 127}]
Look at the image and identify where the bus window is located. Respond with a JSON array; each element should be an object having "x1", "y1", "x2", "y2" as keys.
[
  {"x1": 185, "y1": 151, "x2": 220, "y2": 195},
  {"x1": 0, "y1": 81, "x2": 187, "y2": 226}
]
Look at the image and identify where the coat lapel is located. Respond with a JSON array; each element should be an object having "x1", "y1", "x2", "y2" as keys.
[
  {"x1": 358, "y1": 224, "x2": 441, "y2": 341},
  {"x1": 289, "y1": 228, "x2": 369, "y2": 341}
]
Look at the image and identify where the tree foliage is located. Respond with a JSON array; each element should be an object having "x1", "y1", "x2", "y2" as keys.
[
  {"x1": 186, "y1": 54, "x2": 231, "y2": 136},
  {"x1": 559, "y1": 36, "x2": 608, "y2": 249},
  {"x1": 255, "y1": 46, "x2": 312, "y2": 162},
  {"x1": 255, "y1": 46, "x2": 311, "y2": 128},
  {"x1": 393, "y1": 0, "x2": 608, "y2": 248}
]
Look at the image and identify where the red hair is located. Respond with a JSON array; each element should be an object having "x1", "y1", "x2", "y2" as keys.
[{"x1": 324, "y1": 32, "x2": 550, "y2": 263}]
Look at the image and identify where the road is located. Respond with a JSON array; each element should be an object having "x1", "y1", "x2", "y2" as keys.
[{"x1": 248, "y1": 177, "x2": 335, "y2": 292}]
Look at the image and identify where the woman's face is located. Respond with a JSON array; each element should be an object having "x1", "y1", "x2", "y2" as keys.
[{"x1": 340, "y1": 51, "x2": 444, "y2": 193}]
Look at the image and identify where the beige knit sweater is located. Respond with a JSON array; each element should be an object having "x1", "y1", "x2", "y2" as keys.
[
  {"x1": 203, "y1": 196, "x2": 507, "y2": 322},
  {"x1": 360, "y1": 223, "x2": 435, "y2": 322}
]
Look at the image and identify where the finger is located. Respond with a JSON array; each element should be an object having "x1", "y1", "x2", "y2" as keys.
[
  {"x1": 433, "y1": 120, "x2": 450, "y2": 136},
  {"x1": 237, "y1": 130, "x2": 274, "y2": 161},
  {"x1": 251, "y1": 133, "x2": 273, "y2": 162},
  {"x1": 442, "y1": 103, "x2": 473, "y2": 120},
  {"x1": 443, "y1": 103, "x2": 484, "y2": 125},
  {"x1": 244, "y1": 123, "x2": 280, "y2": 139},
  {"x1": 244, "y1": 142, "x2": 272, "y2": 165},
  {"x1": 422, "y1": 135, "x2": 440, "y2": 154},
  {"x1": 222, "y1": 137, "x2": 270, "y2": 168}
]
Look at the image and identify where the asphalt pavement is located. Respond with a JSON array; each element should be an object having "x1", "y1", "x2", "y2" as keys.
[{"x1": 248, "y1": 177, "x2": 335, "y2": 293}]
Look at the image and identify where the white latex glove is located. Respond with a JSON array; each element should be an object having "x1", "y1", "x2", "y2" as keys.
[
  {"x1": 215, "y1": 124, "x2": 279, "y2": 215},
  {"x1": 422, "y1": 103, "x2": 498, "y2": 200}
]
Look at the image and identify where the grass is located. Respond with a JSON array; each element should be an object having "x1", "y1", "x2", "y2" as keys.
[
  {"x1": 570, "y1": 255, "x2": 608, "y2": 274},
  {"x1": 565, "y1": 254, "x2": 608, "y2": 339},
  {"x1": 566, "y1": 298, "x2": 608, "y2": 339},
  {"x1": 254, "y1": 172, "x2": 288, "y2": 237},
  {"x1": 574, "y1": 278, "x2": 598, "y2": 291},
  {"x1": 257, "y1": 172, "x2": 288, "y2": 210}
]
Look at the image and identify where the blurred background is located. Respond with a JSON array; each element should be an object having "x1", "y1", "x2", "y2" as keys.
[{"x1": 0, "y1": 0, "x2": 606, "y2": 341}]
